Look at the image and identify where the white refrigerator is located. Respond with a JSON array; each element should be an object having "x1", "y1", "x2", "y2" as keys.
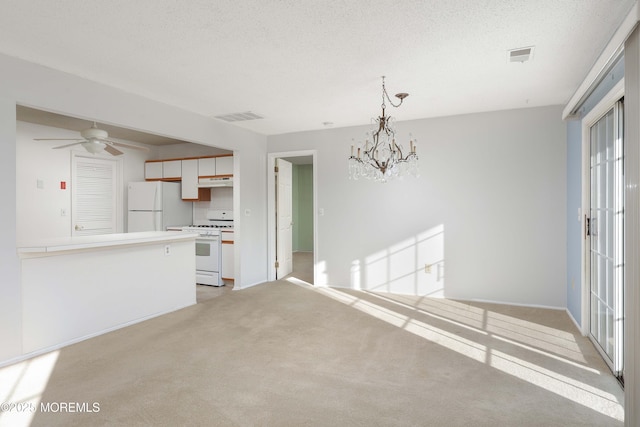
[{"x1": 127, "y1": 181, "x2": 192, "y2": 232}]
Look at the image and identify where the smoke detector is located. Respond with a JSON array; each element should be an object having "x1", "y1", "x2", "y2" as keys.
[{"x1": 508, "y1": 46, "x2": 534, "y2": 63}]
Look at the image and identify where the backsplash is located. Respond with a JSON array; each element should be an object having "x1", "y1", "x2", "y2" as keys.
[{"x1": 193, "y1": 187, "x2": 233, "y2": 223}]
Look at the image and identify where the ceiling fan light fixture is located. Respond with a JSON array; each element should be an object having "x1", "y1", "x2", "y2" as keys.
[
  {"x1": 44, "y1": 121, "x2": 149, "y2": 156},
  {"x1": 82, "y1": 139, "x2": 107, "y2": 154}
]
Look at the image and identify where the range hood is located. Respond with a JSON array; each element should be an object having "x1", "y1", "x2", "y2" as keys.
[{"x1": 198, "y1": 177, "x2": 233, "y2": 188}]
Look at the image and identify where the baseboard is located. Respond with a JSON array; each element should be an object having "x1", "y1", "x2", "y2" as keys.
[
  {"x1": 412, "y1": 295, "x2": 567, "y2": 311},
  {"x1": 566, "y1": 308, "x2": 584, "y2": 335},
  {"x1": 233, "y1": 280, "x2": 266, "y2": 291}
]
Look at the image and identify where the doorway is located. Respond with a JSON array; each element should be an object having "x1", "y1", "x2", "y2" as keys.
[
  {"x1": 267, "y1": 151, "x2": 317, "y2": 284},
  {"x1": 71, "y1": 153, "x2": 123, "y2": 235},
  {"x1": 582, "y1": 83, "x2": 625, "y2": 382}
]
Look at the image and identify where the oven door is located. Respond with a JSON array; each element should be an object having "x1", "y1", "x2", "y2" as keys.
[{"x1": 195, "y1": 237, "x2": 221, "y2": 286}]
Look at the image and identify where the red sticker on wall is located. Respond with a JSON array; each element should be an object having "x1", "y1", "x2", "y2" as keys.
[{"x1": 60, "y1": 181, "x2": 66, "y2": 190}]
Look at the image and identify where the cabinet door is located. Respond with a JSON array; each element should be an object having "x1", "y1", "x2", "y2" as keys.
[
  {"x1": 181, "y1": 159, "x2": 199, "y2": 200},
  {"x1": 221, "y1": 231, "x2": 234, "y2": 280},
  {"x1": 198, "y1": 158, "x2": 216, "y2": 177},
  {"x1": 145, "y1": 162, "x2": 163, "y2": 180},
  {"x1": 216, "y1": 156, "x2": 233, "y2": 176},
  {"x1": 162, "y1": 160, "x2": 182, "y2": 179}
]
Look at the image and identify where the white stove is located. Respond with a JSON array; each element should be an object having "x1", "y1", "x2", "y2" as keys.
[
  {"x1": 183, "y1": 210, "x2": 234, "y2": 236},
  {"x1": 182, "y1": 226, "x2": 222, "y2": 238},
  {"x1": 182, "y1": 210, "x2": 233, "y2": 286}
]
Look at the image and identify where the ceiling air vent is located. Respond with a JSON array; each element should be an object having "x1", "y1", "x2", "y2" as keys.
[
  {"x1": 214, "y1": 111, "x2": 264, "y2": 122},
  {"x1": 508, "y1": 46, "x2": 534, "y2": 63}
]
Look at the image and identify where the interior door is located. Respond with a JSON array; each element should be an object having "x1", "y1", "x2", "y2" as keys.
[
  {"x1": 276, "y1": 158, "x2": 293, "y2": 278},
  {"x1": 72, "y1": 155, "x2": 118, "y2": 236},
  {"x1": 588, "y1": 100, "x2": 624, "y2": 379}
]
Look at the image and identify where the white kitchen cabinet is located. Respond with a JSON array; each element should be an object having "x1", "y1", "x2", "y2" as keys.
[
  {"x1": 221, "y1": 230, "x2": 234, "y2": 281},
  {"x1": 216, "y1": 156, "x2": 233, "y2": 176},
  {"x1": 198, "y1": 157, "x2": 216, "y2": 177},
  {"x1": 162, "y1": 160, "x2": 182, "y2": 179},
  {"x1": 181, "y1": 159, "x2": 210, "y2": 201},
  {"x1": 181, "y1": 159, "x2": 199, "y2": 200},
  {"x1": 145, "y1": 161, "x2": 163, "y2": 180}
]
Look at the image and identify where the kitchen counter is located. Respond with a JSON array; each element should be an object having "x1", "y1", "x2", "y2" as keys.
[
  {"x1": 18, "y1": 230, "x2": 197, "y2": 255},
  {"x1": 18, "y1": 231, "x2": 197, "y2": 355}
]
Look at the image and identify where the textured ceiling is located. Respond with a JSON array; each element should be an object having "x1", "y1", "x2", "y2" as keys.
[{"x1": 0, "y1": 0, "x2": 635, "y2": 135}]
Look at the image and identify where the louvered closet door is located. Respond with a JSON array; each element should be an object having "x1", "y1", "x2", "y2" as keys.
[{"x1": 72, "y1": 155, "x2": 117, "y2": 236}]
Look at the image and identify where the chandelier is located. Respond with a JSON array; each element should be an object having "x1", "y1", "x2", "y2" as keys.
[{"x1": 348, "y1": 76, "x2": 419, "y2": 182}]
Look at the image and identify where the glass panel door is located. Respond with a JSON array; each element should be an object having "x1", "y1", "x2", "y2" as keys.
[{"x1": 589, "y1": 100, "x2": 624, "y2": 379}]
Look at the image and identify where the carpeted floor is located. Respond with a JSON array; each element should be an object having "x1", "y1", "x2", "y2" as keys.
[
  {"x1": 283, "y1": 251, "x2": 314, "y2": 285},
  {"x1": 1, "y1": 279, "x2": 624, "y2": 427}
]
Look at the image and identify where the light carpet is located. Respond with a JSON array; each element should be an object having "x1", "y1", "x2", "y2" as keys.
[{"x1": 6, "y1": 280, "x2": 624, "y2": 426}]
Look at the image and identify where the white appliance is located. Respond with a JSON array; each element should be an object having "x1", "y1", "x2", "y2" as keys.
[
  {"x1": 127, "y1": 181, "x2": 192, "y2": 232},
  {"x1": 182, "y1": 227, "x2": 222, "y2": 286},
  {"x1": 182, "y1": 210, "x2": 233, "y2": 286}
]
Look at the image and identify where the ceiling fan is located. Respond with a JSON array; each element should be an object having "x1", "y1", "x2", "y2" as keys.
[{"x1": 35, "y1": 122, "x2": 149, "y2": 156}]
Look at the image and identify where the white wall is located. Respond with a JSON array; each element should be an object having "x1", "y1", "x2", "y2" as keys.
[
  {"x1": 0, "y1": 53, "x2": 268, "y2": 364},
  {"x1": 16, "y1": 121, "x2": 153, "y2": 243},
  {"x1": 0, "y1": 97, "x2": 21, "y2": 363},
  {"x1": 268, "y1": 106, "x2": 567, "y2": 308}
]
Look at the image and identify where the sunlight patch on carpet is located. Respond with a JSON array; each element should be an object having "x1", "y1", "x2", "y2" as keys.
[
  {"x1": 0, "y1": 350, "x2": 59, "y2": 427},
  {"x1": 317, "y1": 287, "x2": 624, "y2": 422}
]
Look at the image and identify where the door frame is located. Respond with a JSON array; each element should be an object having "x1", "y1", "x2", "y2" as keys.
[
  {"x1": 581, "y1": 78, "x2": 625, "y2": 336},
  {"x1": 267, "y1": 150, "x2": 318, "y2": 283}
]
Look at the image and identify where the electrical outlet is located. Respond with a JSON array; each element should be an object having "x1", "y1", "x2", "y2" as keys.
[
  {"x1": 425, "y1": 264, "x2": 431, "y2": 274},
  {"x1": 164, "y1": 244, "x2": 171, "y2": 256}
]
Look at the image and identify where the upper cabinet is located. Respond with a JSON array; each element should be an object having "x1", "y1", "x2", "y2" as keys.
[
  {"x1": 198, "y1": 155, "x2": 233, "y2": 178},
  {"x1": 145, "y1": 155, "x2": 233, "y2": 196},
  {"x1": 181, "y1": 159, "x2": 199, "y2": 200},
  {"x1": 162, "y1": 160, "x2": 182, "y2": 180},
  {"x1": 181, "y1": 159, "x2": 211, "y2": 201},
  {"x1": 198, "y1": 157, "x2": 216, "y2": 177},
  {"x1": 215, "y1": 156, "x2": 233, "y2": 176},
  {"x1": 145, "y1": 161, "x2": 163, "y2": 180}
]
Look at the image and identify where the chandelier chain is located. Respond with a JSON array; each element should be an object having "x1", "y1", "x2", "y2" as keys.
[{"x1": 381, "y1": 76, "x2": 403, "y2": 109}]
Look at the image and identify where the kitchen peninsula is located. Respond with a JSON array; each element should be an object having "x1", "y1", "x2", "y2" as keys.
[{"x1": 17, "y1": 231, "x2": 197, "y2": 354}]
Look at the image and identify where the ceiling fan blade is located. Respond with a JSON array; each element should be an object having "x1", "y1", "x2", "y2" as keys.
[
  {"x1": 103, "y1": 145, "x2": 124, "y2": 156},
  {"x1": 53, "y1": 142, "x2": 84, "y2": 149},
  {"x1": 35, "y1": 138, "x2": 84, "y2": 141},
  {"x1": 105, "y1": 139, "x2": 150, "y2": 151}
]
